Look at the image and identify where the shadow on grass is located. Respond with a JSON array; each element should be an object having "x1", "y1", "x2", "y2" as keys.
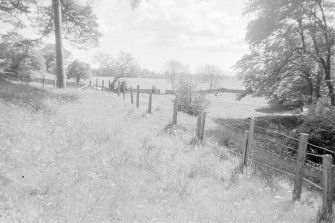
[
  {"x1": 256, "y1": 102, "x2": 299, "y2": 114},
  {"x1": 0, "y1": 78, "x2": 79, "y2": 112}
]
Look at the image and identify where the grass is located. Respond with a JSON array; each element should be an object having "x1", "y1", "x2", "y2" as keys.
[{"x1": 0, "y1": 79, "x2": 323, "y2": 222}]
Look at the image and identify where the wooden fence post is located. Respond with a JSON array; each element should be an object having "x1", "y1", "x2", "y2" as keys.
[
  {"x1": 102, "y1": 80, "x2": 104, "y2": 91},
  {"x1": 200, "y1": 112, "x2": 207, "y2": 141},
  {"x1": 148, "y1": 88, "x2": 153, "y2": 114},
  {"x1": 130, "y1": 87, "x2": 134, "y2": 104},
  {"x1": 242, "y1": 131, "x2": 250, "y2": 166},
  {"x1": 196, "y1": 113, "x2": 202, "y2": 138},
  {"x1": 317, "y1": 155, "x2": 333, "y2": 223},
  {"x1": 95, "y1": 78, "x2": 98, "y2": 90},
  {"x1": 292, "y1": 133, "x2": 308, "y2": 201},
  {"x1": 172, "y1": 95, "x2": 178, "y2": 125},
  {"x1": 247, "y1": 118, "x2": 255, "y2": 161},
  {"x1": 136, "y1": 85, "x2": 140, "y2": 108},
  {"x1": 89, "y1": 80, "x2": 91, "y2": 86},
  {"x1": 117, "y1": 81, "x2": 120, "y2": 97}
]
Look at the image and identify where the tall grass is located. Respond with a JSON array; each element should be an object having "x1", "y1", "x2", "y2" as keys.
[{"x1": 0, "y1": 79, "x2": 321, "y2": 222}]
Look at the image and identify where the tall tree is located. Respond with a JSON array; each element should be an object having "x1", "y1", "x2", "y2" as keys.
[
  {"x1": 236, "y1": 0, "x2": 335, "y2": 105},
  {"x1": 166, "y1": 60, "x2": 188, "y2": 90},
  {"x1": 198, "y1": 64, "x2": 222, "y2": 91}
]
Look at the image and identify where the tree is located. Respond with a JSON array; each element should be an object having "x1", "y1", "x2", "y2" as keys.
[
  {"x1": 0, "y1": 32, "x2": 45, "y2": 78},
  {"x1": 94, "y1": 51, "x2": 138, "y2": 89},
  {"x1": 66, "y1": 59, "x2": 91, "y2": 86},
  {"x1": 166, "y1": 60, "x2": 188, "y2": 90},
  {"x1": 0, "y1": 0, "x2": 101, "y2": 88},
  {"x1": 236, "y1": 0, "x2": 335, "y2": 105},
  {"x1": 42, "y1": 44, "x2": 73, "y2": 74},
  {"x1": 198, "y1": 64, "x2": 222, "y2": 91}
]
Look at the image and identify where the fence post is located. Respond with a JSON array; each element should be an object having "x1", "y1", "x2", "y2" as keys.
[
  {"x1": 292, "y1": 133, "x2": 308, "y2": 202},
  {"x1": 172, "y1": 95, "x2": 178, "y2": 125},
  {"x1": 117, "y1": 81, "x2": 120, "y2": 97},
  {"x1": 148, "y1": 88, "x2": 153, "y2": 114},
  {"x1": 89, "y1": 80, "x2": 91, "y2": 86},
  {"x1": 102, "y1": 80, "x2": 104, "y2": 91},
  {"x1": 196, "y1": 113, "x2": 202, "y2": 138},
  {"x1": 108, "y1": 80, "x2": 110, "y2": 90},
  {"x1": 242, "y1": 131, "x2": 250, "y2": 166},
  {"x1": 130, "y1": 87, "x2": 134, "y2": 104},
  {"x1": 200, "y1": 112, "x2": 207, "y2": 141},
  {"x1": 247, "y1": 118, "x2": 255, "y2": 161},
  {"x1": 317, "y1": 155, "x2": 333, "y2": 223},
  {"x1": 42, "y1": 76, "x2": 45, "y2": 88},
  {"x1": 95, "y1": 78, "x2": 98, "y2": 90},
  {"x1": 136, "y1": 85, "x2": 140, "y2": 108}
]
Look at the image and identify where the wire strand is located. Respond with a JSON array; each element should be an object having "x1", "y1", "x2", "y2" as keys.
[
  {"x1": 308, "y1": 143, "x2": 335, "y2": 155},
  {"x1": 254, "y1": 134, "x2": 297, "y2": 152},
  {"x1": 254, "y1": 124, "x2": 299, "y2": 141},
  {"x1": 251, "y1": 158, "x2": 295, "y2": 177}
]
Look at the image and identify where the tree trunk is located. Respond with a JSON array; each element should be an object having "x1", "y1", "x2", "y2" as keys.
[
  {"x1": 303, "y1": 72, "x2": 313, "y2": 105},
  {"x1": 110, "y1": 77, "x2": 120, "y2": 91},
  {"x1": 53, "y1": 0, "x2": 65, "y2": 88},
  {"x1": 322, "y1": 56, "x2": 335, "y2": 106}
]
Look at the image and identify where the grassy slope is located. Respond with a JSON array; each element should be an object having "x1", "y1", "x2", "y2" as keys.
[{"x1": 0, "y1": 79, "x2": 321, "y2": 222}]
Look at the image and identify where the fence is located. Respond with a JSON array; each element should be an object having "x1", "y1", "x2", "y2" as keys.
[
  {"x1": 12, "y1": 75, "x2": 334, "y2": 222},
  {"x1": 109, "y1": 84, "x2": 333, "y2": 222}
]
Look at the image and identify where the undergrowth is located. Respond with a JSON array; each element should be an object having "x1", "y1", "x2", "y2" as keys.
[{"x1": 0, "y1": 80, "x2": 321, "y2": 222}]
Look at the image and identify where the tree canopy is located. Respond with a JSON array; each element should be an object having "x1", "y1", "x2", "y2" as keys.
[
  {"x1": 0, "y1": 32, "x2": 45, "y2": 77},
  {"x1": 235, "y1": 0, "x2": 335, "y2": 106},
  {"x1": 67, "y1": 59, "x2": 91, "y2": 84}
]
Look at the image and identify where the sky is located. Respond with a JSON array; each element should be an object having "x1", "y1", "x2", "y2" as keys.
[{"x1": 68, "y1": 0, "x2": 250, "y2": 75}]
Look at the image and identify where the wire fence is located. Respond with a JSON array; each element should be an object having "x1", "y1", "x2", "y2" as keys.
[{"x1": 211, "y1": 115, "x2": 335, "y2": 197}]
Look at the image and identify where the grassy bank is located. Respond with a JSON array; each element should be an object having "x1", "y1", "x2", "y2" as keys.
[{"x1": 0, "y1": 79, "x2": 321, "y2": 222}]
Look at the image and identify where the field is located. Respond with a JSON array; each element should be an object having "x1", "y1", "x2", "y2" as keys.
[{"x1": 0, "y1": 79, "x2": 322, "y2": 222}]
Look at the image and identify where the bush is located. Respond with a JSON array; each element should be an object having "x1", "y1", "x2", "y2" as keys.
[
  {"x1": 297, "y1": 99, "x2": 335, "y2": 155},
  {"x1": 176, "y1": 78, "x2": 209, "y2": 116}
]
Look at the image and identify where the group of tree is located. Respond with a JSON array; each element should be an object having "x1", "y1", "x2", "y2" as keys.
[
  {"x1": 93, "y1": 51, "x2": 138, "y2": 89},
  {"x1": 0, "y1": 32, "x2": 45, "y2": 78},
  {"x1": 0, "y1": 0, "x2": 142, "y2": 88},
  {"x1": 235, "y1": 0, "x2": 335, "y2": 106},
  {"x1": 165, "y1": 60, "x2": 224, "y2": 90}
]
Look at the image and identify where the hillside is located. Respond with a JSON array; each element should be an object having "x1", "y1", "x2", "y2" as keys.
[{"x1": 0, "y1": 79, "x2": 321, "y2": 222}]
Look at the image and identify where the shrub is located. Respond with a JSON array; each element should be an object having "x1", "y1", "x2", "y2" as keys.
[
  {"x1": 176, "y1": 78, "x2": 209, "y2": 116},
  {"x1": 297, "y1": 99, "x2": 335, "y2": 156}
]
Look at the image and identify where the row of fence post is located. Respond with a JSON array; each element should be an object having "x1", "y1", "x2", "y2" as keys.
[
  {"x1": 239, "y1": 118, "x2": 333, "y2": 222},
  {"x1": 73, "y1": 78, "x2": 334, "y2": 221}
]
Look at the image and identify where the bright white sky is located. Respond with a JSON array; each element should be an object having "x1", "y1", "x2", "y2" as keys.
[{"x1": 68, "y1": 0, "x2": 249, "y2": 75}]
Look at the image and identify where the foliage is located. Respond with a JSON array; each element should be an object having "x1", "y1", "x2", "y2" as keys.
[
  {"x1": 236, "y1": 0, "x2": 335, "y2": 106},
  {"x1": 66, "y1": 59, "x2": 91, "y2": 84},
  {"x1": 94, "y1": 51, "x2": 137, "y2": 90},
  {"x1": 0, "y1": 32, "x2": 45, "y2": 77},
  {"x1": 176, "y1": 78, "x2": 209, "y2": 116},
  {"x1": 42, "y1": 44, "x2": 73, "y2": 74},
  {"x1": 298, "y1": 100, "x2": 335, "y2": 154}
]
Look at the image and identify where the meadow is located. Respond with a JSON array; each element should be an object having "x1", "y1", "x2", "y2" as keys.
[{"x1": 0, "y1": 79, "x2": 322, "y2": 222}]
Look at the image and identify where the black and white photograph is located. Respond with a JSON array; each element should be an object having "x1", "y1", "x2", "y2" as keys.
[{"x1": 0, "y1": 0, "x2": 335, "y2": 222}]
